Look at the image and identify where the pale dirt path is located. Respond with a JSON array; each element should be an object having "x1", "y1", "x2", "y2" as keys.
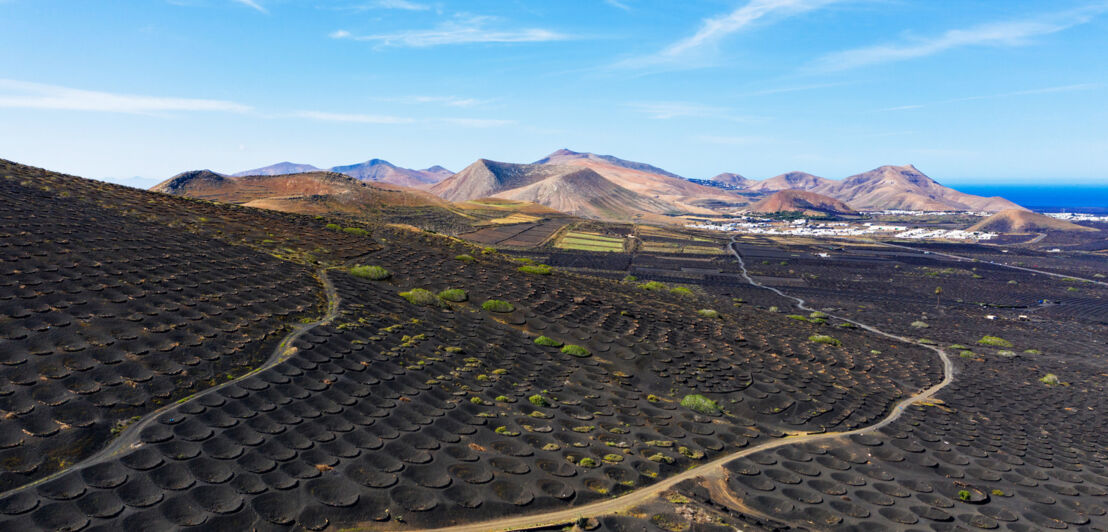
[
  {"x1": 879, "y1": 241, "x2": 1108, "y2": 287},
  {"x1": 0, "y1": 267, "x2": 342, "y2": 500},
  {"x1": 354, "y1": 239, "x2": 954, "y2": 532}
]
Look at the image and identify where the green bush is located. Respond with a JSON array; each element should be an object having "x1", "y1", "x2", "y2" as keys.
[
  {"x1": 513, "y1": 257, "x2": 534, "y2": 264},
  {"x1": 977, "y1": 335, "x2": 1013, "y2": 348},
  {"x1": 787, "y1": 315, "x2": 808, "y2": 322},
  {"x1": 669, "y1": 286, "x2": 693, "y2": 296},
  {"x1": 350, "y1": 265, "x2": 390, "y2": 281},
  {"x1": 622, "y1": 275, "x2": 638, "y2": 282},
  {"x1": 561, "y1": 344, "x2": 590, "y2": 357},
  {"x1": 454, "y1": 254, "x2": 475, "y2": 262},
  {"x1": 638, "y1": 281, "x2": 666, "y2": 291},
  {"x1": 1039, "y1": 373, "x2": 1060, "y2": 386},
  {"x1": 911, "y1": 321, "x2": 930, "y2": 329},
  {"x1": 680, "y1": 394, "x2": 721, "y2": 415},
  {"x1": 960, "y1": 350, "x2": 975, "y2": 358},
  {"x1": 958, "y1": 490, "x2": 972, "y2": 502},
  {"x1": 399, "y1": 288, "x2": 442, "y2": 306},
  {"x1": 325, "y1": 223, "x2": 341, "y2": 231},
  {"x1": 481, "y1": 299, "x2": 514, "y2": 313},
  {"x1": 437, "y1": 288, "x2": 468, "y2": 302},
  {"x1": 808, "y1": 335, "x2": 841, "y2": 346},
  {"x1": 518, "y1": 264, "x2": 553, "y2": 275},
  {"x1": 697, "y1": 309, "x2": 719, "y2": 318},
  {"x1": 533, "y1": 336, "x2": 563, "y2": 347},
  {"x1": 341, "y1": 226, "x2": 369, "y2": 237},
  {"x1": 809, "y1": 311, "x2": 828, "y2": 319},
  {"x1": 528, "y1": 394, "x2": 549, "y2": 407},
  {"x1": 578, "y1": 457, "x2": 599, "y2": 468}
]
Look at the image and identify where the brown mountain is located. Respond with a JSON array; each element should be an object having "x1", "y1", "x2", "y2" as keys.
[
  {"x1": 748, "y1": 190, "x2": 858, "y2": 216},
  {"x1": 710, "y1": 172, "x2": 751, "y2": 187},
  {"x1": 151, "y1": 170, "x2": 447, "y2": 215},
  {"x1": 429, "y1": 158, "x2": 681, "y2": 221},
  {"x1": 531, "y1": 150, "x2": 741, "y2": 213},
  {"x1": 330, "y1": 159, "x2": 453, "y2": 188},
  {"x1": 533, "y1": 148, "x2": 686, "y2": 179},
  {"x1": 968, "y1": 209, "x2": 1098, "y2": 233},
  {"x1": 491, "y1": 168, "x2": 673, "y2": 220},
  {"x1": 429, "y1": 159, "x2": 570, "y2": 202},
  {"x1": 746, "y1": 172, "x2": 832, "y2": 192},
  {"x1": 742, "y1": 165, "x2": 1021, "y2": 212},
  {"x1": 816, "y1": 165, "x2": 1022, "y2": 212}
]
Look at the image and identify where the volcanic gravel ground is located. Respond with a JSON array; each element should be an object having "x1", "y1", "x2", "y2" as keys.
[
  {"x1": 0, "y1": 177, "x2": 323, "y2": 490},
  {"x1": 707, "y1": 347, "x2": 1108, "y2": 531},
  {"x1": 0, "y1": 232, "x2": 943, "y2": 530},
  {"x1": 2, "y1": 160, "x2": 380, "y2": 264}
]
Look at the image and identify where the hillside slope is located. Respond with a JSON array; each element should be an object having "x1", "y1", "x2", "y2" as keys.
[
  {"x1": 819, "y1": 165, "x2": 1022, "y2": 212},
  {"x1": 747, "y1": 189, "x2": 858, "y2": 215},
  {"x1": 152, "y1": 170, "x2": 449, "y2": 214},
  {"x1": 491, "y1": 167, "x2": 674, "y2": 219},
  {"x1": 968, "y1": 209, "x2": 1099, "y2": 233},
  {"x1": 746, "y1": 171, "x2": 831, "y2": 192}
]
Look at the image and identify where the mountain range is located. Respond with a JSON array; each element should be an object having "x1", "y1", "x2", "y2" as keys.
[
  {"x1": 233, "y1": 159, "x2": 454, "y2": 189},
  {"x1": 166, "y1": 149, "x2": 1025, "y2": 223}
]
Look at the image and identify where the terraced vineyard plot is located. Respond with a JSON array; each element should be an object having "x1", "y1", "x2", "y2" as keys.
[
  {"x1": 555, "y1": 231, "x2": 626, "y2": 252},
  {"x1": 0, "y1": 177, "x2": 323, "y2": 490},
  {"x1": 458, "y1": 223, "x2": 537, "y2": 246}
]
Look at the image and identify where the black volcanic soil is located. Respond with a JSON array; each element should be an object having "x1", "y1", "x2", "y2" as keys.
[
  {"x1": 0, "y1": 174, "x2": 322, "y2": 490},
  {"x1": 0, "y1": 161, "x2": 948, "y2": 531}
]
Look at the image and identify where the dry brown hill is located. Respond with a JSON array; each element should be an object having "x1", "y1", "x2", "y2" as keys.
[
  {"x1": 429, "y1": 159, "x2": 569, "y2": 202},
  {"x1": 818, "y1": 165, "x2": 1022, "y2": 212},
  {"x1": 152, "y1": 170, "x2": 448, "y2": 213},
  {"x1": 741, "y1": 165, "x2": 1022, "y2": 212},
  {"x1": 746, "y1": 171, "x2": 831, "y2": 192},
  {"x1": 968, "y1": 209, "x2": 1099, "y2": 233},
  {"x1": 490, "y1": 167, "x2": 674, "y2": 220},
  {"x1": 748, "y1": 189, "x2": 858, "y2": 216},
  {"x1": 710, "y1": 172, "x2": 751, "y2": 187},
  {"x1": 530, "y1": 150, "x2": 742, "y2": 213}
]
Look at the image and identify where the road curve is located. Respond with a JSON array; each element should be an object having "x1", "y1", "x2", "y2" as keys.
[
  {"x1": 375, "y1": 240, "x2": 955, "y2": 532},
  {"x1": 0, "y1": 268, "x2": 342, "y2": 500}
]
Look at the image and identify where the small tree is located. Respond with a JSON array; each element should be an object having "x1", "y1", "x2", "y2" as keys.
[{"x1": 934, "y1": 286, "x2": 943, "y2": 307}]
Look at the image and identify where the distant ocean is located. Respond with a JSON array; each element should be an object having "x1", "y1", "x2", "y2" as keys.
[{"x1": 955, "y1": 185, "x2": 1108, "y2": 213}]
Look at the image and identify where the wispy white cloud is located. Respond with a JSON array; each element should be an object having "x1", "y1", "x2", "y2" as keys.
[
  {"x1": 293, "y1": 110, "x2": 415, "y2": 124},
  {"x1": 232, "y1": 0, "x2": 267, "y2": 13},
  {"x1": 627, "y1": 101, "x2": 759, "y2": 122},
  {"x1": 0, "y1": 79, "x2": 250, "y2": 114},
  {"x1": 383, "y1": 95, "x2": 490, "y2": 108},
  {"x1": 619, "y1": 0, "x2": 842, "y2": 69},
  {"x1": 876, "y1": 83, "x2": 1102, "y2": 112},
  {"x1": 813, "y1": 5, "x2": 1108, "y2": 72},
  {"x1": 330, "y1": 15, "x2": 569, "y2": 47},
  {"x1": 604, "y1": 0, "x2": 631, "y2": 11},
  {"x1": 333, "y1": 0, "x2": 431, "y2": 11},
  {"x1": 375, "y1": 0, "x2": 429, "y2": 10}
]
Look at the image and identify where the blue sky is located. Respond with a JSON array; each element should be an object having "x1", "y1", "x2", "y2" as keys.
[{"x1": 2, "y1": 0, "x2": 1107, "y2": 187}]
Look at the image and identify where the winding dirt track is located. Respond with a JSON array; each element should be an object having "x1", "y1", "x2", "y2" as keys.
[
  {"x1": 390, "y1": 239, "x2": 954, "y2": 532},
  {"x1": 879, "y1": 241, "x2": 1108, "y2": 287},
  {"x1": 0, "y1": 268, "x2": 342, "y2": 501}
]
